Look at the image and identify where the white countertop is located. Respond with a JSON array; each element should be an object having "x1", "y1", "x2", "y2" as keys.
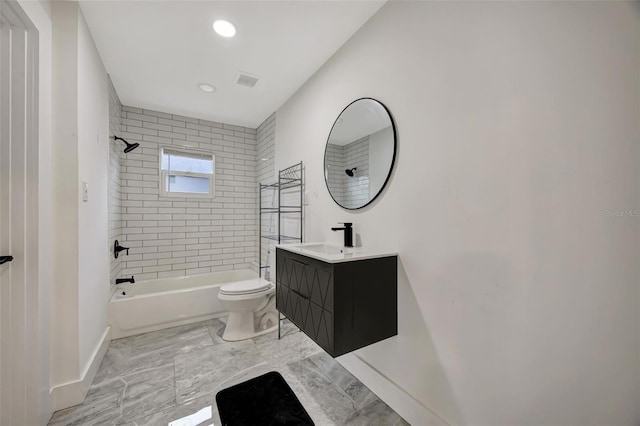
[{"x1": 275, "y1": 242, "x2": 397, "y2": 264}]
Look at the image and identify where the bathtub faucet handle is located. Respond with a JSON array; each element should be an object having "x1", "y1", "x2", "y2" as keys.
[{"x1": 114, "y1": 240, "x2": 130, "y2": 259}]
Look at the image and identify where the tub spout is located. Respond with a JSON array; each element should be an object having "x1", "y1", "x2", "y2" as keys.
[{"x1": 116, "y1": 276, "x2": 135, "y2": 284}]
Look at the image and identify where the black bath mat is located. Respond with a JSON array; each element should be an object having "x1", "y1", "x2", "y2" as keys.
[{"x1": 216, "y1": 371, "x2": 314, "y2": 426}]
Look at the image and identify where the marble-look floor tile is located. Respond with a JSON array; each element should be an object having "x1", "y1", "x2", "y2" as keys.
[
  {"x1": 49, "y1": 318, "x2": 407, "y2": 426},
  {"x1": 173, "y1": 338, "x2": 259, "y2": 403},
  {"x1": 119, "y1": 366, "x2": 336, "y2": 426},
  {"x1": 94, "y1": 342, "x2": 174, "y2": 385},
  {"x1": 343, "y1": 398, "x2": 411, "y2": 426},
  {"x1": 308, "y1": 351, "x2": 378, "y2": 409},
  {"x1": 287, "y1": 357, "x2": 360, "y2": 424},
  {"x1": 48, "y1": 391, "x2": 123, "y2": 426},
  {"x1": 49, "y1": 362, "x2": 177, "y2": 426},
  {"x1": 264, "y1": 366, "x2": 336, "y2": 426},
  {"x1": 117, "y1": 363, "x2": 176, "y2": 420},
  {"x1": 253, "y1": 327, "x2": 323, "y2": 368},
  {"x1": 116, "y1": 392, "x2": 222, "y2": 426},
  {"x1": 94, "y1": 322, "x2": 213, "y2": 384},
  {"x1": 129, "y1": 322, "x2": 215, "y2": 358}
]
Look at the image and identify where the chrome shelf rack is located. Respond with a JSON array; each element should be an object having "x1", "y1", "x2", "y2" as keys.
[
  {"x1": 258, "y1": 162, "x2": 303, "y2": 339},
  {"x1": 258, "y1": 161, "x2": 303, "y2": 279}
]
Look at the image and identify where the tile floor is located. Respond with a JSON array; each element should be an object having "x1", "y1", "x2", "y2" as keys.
[{"x1": 48, "y1": 318, "x2": 408, "y2": 426}]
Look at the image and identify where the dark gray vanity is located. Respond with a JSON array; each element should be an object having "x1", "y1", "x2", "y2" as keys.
[{"x1": 276, "y1": 244, "x2": 397, "y2": 357}]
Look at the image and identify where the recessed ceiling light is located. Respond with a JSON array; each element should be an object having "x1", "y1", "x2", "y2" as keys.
[
  {"x1": 213, "y1": 20, "x2": 236, "y2": 38},
  {"x1": 197, "y1": 83, "x2": 216, "y2": 93}
]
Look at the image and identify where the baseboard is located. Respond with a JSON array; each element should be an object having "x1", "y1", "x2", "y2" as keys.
[
  {"x1": 50, "y1": 326, "x2": 111, "y2": 412},
  {"x1": 337, "y1": 353, "x2": 449, "y2": 426}
]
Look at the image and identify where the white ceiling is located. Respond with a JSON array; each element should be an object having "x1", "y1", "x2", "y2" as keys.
[{"x1": 79, "y1": 1, "x2": 385, "y2": 129}]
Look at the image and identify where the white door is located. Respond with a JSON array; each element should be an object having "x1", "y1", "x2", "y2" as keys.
[{"x1": 0, "y1": 1, "x2": 40, "y2": 425}]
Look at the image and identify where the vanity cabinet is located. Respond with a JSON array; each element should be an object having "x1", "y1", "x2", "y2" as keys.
[{"x1": 276, "y1": 248, "x2": 397, "y2": 357}]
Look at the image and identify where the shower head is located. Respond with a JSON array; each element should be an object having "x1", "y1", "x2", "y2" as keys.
[
  {"x1": 113, "y1": 135, "x2": 140, "y2": 153},
  {"x1": 345, "y1": 167, "x2": 357, "y2": 177}
]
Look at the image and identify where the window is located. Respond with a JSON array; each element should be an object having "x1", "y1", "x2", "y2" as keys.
[{"x1": 160, "y1": 147, "x2": 214, "y2": 197}]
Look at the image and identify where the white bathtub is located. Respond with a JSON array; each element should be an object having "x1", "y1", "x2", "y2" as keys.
[{"x1": 109, "y1": 269, "x2": 258, "y2": 339}]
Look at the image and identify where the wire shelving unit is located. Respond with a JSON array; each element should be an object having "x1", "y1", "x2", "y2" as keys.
[{"x1": 258, "y1": 162, "x2": 303, "y2": 339}]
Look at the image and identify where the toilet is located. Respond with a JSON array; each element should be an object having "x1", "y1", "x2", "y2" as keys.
[{"x1": 217, "y1": 278, "x2": 278, "y2": 341}]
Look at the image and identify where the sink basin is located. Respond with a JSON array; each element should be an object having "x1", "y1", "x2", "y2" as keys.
[
  {"x1": 276, "y1": 242, "x2": 397, "y2": 264},
  {"x1": 300, "y1": 244, "x2": 345, "y2": 255}
]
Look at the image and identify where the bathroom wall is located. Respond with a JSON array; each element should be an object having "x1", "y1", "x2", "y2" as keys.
[
  {"x1": 50, "y1": 1, "x2": 111, "y2": 410},
  {"x1": 117, "y1": 107, "x2": 258, "y2": 280},
  {"x1": 76, "y1": 2, "x2": 110, "y2": 379},
  {"x1": 256, "y1": 113, "x2": 276, "y2": 278},
  {"x1": 275, "y1": 1, "x2": 639, "y2": 425},
  {"x1": 108, "y1": 76, "x2": 123, "y2": 287}
]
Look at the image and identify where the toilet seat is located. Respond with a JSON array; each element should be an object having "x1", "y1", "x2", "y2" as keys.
[{"x1": 219, "y1": 278, "x2": 272, "y2": 296}]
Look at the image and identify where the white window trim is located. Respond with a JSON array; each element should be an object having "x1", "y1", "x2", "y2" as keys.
[{"x1": 159, "y1": 146, "x2": 215, "y2": 198}]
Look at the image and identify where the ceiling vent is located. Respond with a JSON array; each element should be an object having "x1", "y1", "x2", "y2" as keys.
[{"x1": 235, "y1": 72, "x2": 259, "y2": 88}]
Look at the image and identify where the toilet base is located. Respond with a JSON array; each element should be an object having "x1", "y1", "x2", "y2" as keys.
[{"x1": 222, "y1": 311, "x2": 278, "y2": 341}]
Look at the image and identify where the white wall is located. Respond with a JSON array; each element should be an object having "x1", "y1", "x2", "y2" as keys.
[
  {"x1": 76, "y1": 6, "x2": 109, "y2": 373},
  {"x1": 276, "y1": 2, "x2": 640, "y2": 424},
  {"x1": 17, "y1": 0, "x2": 53, "y2": 423},
  {"x1": 51, "y1": 0, "x2": 80, "y2": 391},
  {"x1": 50, "y1": 1, "x2": 110, "y2": 411}
]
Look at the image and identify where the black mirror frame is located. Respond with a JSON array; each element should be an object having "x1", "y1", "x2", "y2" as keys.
[{"x1": 323, "y1": 97, "x2": 397, "y2": 210}]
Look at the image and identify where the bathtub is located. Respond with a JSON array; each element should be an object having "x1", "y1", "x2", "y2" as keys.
[{"x1": 109, "y1": 269, "x2": 258, "y2": 339}]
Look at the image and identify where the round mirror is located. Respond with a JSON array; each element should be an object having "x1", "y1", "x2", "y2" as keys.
[{"x1": 324, "y1": 98, "x2": 397, "y2": 210}]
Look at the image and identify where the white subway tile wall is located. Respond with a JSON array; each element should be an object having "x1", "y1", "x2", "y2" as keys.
[
  {"x1": 325, "y1": 143, "x2": 345, "y2": 204},
  {"x1": 257, "y1": 112, "x2": 276, "y2": 186},
  {"x1": 343, "y1": 136, "x2": 370, "y2": 208},
  {"x1": 117, "y1": 106, "x2": 258, "y2": 280},
  {"x1": 325, "y1": 137, "x2": 370, "y2": 208},
  {"x1": 256, "y1": 113, "x2": 277, "y2": 279},
  {"x1": 108, "y1": 76, "x2": 123, "y2": 286}
]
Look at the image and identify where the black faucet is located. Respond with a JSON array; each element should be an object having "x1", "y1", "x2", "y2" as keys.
[
  {"x1": 114, "y1": 240, "x2": 129, "y2": 259},
  {"x1": 115, "y1": 276, "x2": 135, "y2": 284},
  {"x1": 331, "y1": 222, "x2": 353, "y2": 247}
]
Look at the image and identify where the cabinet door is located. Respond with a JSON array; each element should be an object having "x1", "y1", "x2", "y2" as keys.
[
  {"x1": 308, "y1": 266, "x2": 333, "y2": 312},
  {"x1": 316, "y1": 309, "x2": 333, "y2": 353},
  {"x1": 275, "y1": 282, "x2": 289, "y2": 313},
  {"x1": 290, "y1": 258, "x2": 307, "y2": 296},
  {"x1": 294, "y1": 291, "x2": 310, "y2": 330},
  {"x1": 276, "y1": 250, "x2": 294, "y2": 288},
  {"x1": 279, "y1": 252, "x2": 333, "y2": 307}
]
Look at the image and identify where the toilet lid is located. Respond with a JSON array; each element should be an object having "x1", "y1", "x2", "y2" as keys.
[{"x1": 219, "y1": 278, "x2": 272, "y2": 296}]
